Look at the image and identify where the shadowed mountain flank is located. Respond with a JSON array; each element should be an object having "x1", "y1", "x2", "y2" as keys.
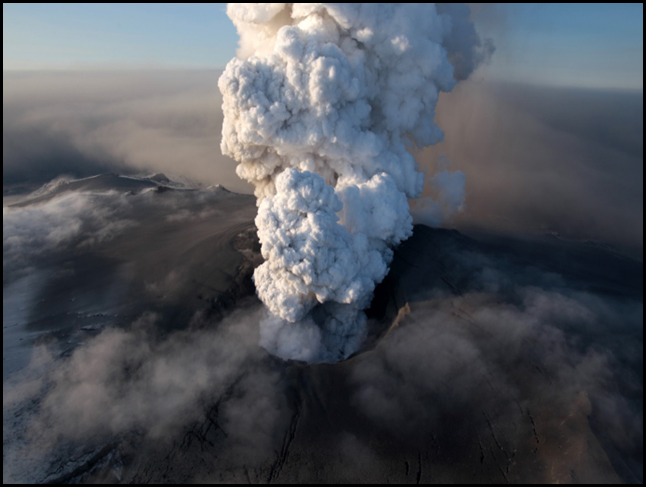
[{"x1": 4, "y1": 180, "x2": 640, "y2": 484}]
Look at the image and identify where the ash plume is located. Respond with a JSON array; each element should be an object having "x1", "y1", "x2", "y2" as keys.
[{"x1": 219, "y1": 3, "x2": 489, "y2": 362}]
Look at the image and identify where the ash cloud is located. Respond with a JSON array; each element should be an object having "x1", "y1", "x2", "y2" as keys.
[
  {"x1": 436, "y1": 3, "x2": 495, "y2": 81},
  {"x1": 419, "y1": 81, "x2": 644, "y2": 257},
  {"x1": 411, "y1": 157, "x2": 467, "y2": 227},
  {"x1": 219, "y1": 3, "x2": 488, "y2": 362},
  {"x1": 3, "y1": 70, "x2": 251, "y2": 193}
]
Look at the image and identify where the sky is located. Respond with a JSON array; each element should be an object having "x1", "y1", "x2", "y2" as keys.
[
  {"x1": 3, "y1": 3, "x2": 643, "y2": 90},
  {"x1": 2, "y1": 4, "x2": 238, "y2": 69}
]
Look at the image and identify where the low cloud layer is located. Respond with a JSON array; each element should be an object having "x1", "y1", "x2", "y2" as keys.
[
  {"x1": 3, "y1": 305, "x2": 291, "y2": 483},
  {"x1": 4, "y1": 70, "x2": 642, "y2": 257},
  {"x1": 3, "y1": 70, "x2": 252, "y2": 193},
  {"x1": 354, "y1": 286, "x2": 642, "y2": 444},
  {"x1": 3, "y1": 190, "x2": 134, "y2": 284},
  {"x1": 2, "y1": 182, "x2": 248, "y2": 286},
  {"x1": 348, "y1": 229, "x2": 643, "y2": 482}
]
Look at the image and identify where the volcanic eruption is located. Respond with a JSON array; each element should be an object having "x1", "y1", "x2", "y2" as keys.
[{"x1": 218, "y1": 3, "x2": 490, "y2": 362}]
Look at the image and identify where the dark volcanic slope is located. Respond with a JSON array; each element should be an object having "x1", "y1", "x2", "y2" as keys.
[
  {"x1": 3, "y1": 176, "x2": 256, "y2": 379},
  {"x1": 3, "y1": 183, "x2": 643, "y2": 484},
  {"x1": 124, "y1": 226, "x2": 638, "y2": 484}
]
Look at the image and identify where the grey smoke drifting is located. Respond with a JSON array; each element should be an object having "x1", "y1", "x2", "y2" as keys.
[
  {"x1": 3, "y1": 190, "x2": 135, "y2": 284},
  {"x1": 219, "y1": 3, "x2": 489, "y2": 362},
  {"x1": 347, "y1": 230, "x2": 643, "y2": 482},
  {"x1": 420, "y1": 81, "x2": 644, "y2": 256},
  {"x1": 3, "y1": 306, "x2": 290, "y2": 483}
]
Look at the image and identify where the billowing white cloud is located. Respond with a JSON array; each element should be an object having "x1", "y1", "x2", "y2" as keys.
[{"x1": 219, "y1": 3, "x2": 483, "y2": 362}]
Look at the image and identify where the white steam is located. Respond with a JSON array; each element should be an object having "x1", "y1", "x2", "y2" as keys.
[
  {"x1": 411, "y1": 157, "x2": 467, "y2": 227},
  {"x1": 219, "y1": 3, "x2": 482, "y2": 362}
]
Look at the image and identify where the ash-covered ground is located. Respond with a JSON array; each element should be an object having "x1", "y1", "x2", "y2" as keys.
[{"x1": 3, "y1": 175, "x2": 642, "y2": 483}]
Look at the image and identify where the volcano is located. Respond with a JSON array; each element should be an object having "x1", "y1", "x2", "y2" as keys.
[{"x1": 3, "y1": 175, "x2": 642, "y2": 483}]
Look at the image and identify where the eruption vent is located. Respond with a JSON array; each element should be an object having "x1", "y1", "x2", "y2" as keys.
[{"x1": 219, "y1": 3, "x2": 487, "y2": 362}]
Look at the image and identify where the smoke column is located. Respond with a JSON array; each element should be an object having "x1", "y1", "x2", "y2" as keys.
[{"x1": 219, "y1": 3, "x2": 489, "y2": 363}]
